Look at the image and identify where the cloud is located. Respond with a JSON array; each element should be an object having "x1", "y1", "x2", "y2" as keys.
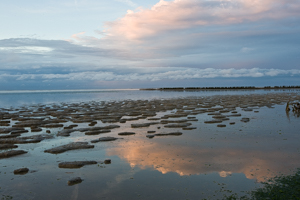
[
  {"x1": 102, "y1": 0, "x2": 300, "y2": 41},
  {"x1": 1, "y1": 68, "x2": 299, "y2": 82},
  {"x1": 68, "y1": 0, "x2": 300, "y2": 63},
  {"x1": 1, "y1": 1, "x2": 300, "y2": 90},
  {"x1": 0, "y1": 38, "x2": 111, "y2": 56},
  {"x1": 0, "y1": 38, "x2": 125, "y2": 67}
]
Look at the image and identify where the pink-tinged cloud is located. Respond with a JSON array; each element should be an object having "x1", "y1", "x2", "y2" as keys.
[
  {"x1": 103, "y1": 0, "x2": 300, "y2": 41},
  {"x1": 71, "y1": 31, "x2": 86, "y2": 40}
]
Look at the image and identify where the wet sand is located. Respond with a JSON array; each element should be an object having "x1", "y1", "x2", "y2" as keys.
[{"x1": 0, "y1": 92, "x2": 300, "y2": 199}]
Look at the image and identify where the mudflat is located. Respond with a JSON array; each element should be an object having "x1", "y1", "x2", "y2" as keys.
[{"x1": 0, "y1": 92, "x2": 299, "y2": 199}]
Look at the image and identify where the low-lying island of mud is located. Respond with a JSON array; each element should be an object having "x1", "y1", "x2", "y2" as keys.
[{"x1": 0, "y1": 92, "x2": 300, "y2": 199}]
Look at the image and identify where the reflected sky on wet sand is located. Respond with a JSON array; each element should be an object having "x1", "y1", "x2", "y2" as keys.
[{"x1": 0, "y1": 91, "x2": 300, "y2": 199}]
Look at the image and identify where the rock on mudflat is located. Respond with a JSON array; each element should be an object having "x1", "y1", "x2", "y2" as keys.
[
  {"x1": 104, "y1": 159, "x2": 111, "y2": 164},
  {"x1": 119, "y1": 119, "x2": 126, "y2": 123},
  {"x1": 204, "y1": 120, "x2": 222, "y2": 124},
  {"x1": 91, "y1": 137, "x2": 121, "y2": 143},
  {"x1": 64, "y1": 124, "x2": 78, "y2": 129},
  {"x1": 164, "y1": 123, "x2": 192, "y2": 128},
  {"x1": 147, "y1": 131, "x2": 156, "y2": 133},
  {"x1": 31, "y1": 127, "x2": 42, "y2": 132},
  {"x1": 41, "y1": 123, "x2": 64, "y2": 128},
  {"x1": 58, "y1": 161, "x2": 97, "y2": 168},
  {"x1": 154, "y1": 132, "x2": 183, "y2": 136},
  {"x1": 182, "y1": 127, "x2": 197, "y2": 130},
  {"x1": 57, "y1": 129, "x2": 76, "y2": 137},
  {"x1": 14, "y1": 167, "x2": 29, "y2": 175},
  {"x1": 10, "y1": 129, "x2": 29, "y2": 134},
  {"x1": 88, "y1": 121, "x2": 97, "y2": 126},
  {"x1": 57, "y1": 125, "x2": 120, "y2": 137},
  {"x1": 131, "y1": 123, "x2": 150, "y2": 128},
  {"x1": 221, "y1": 118, "x2": 230, "y2": 121},
  {"x1": 85, "y1": 129, "x2": 111, "y2": 135},
  {"x1": 0, "y1": 150, "x2": 27, "y2": 159},
  {"x1": 121, "y1": 117, "x2": 140, "y2": 121},
  {"x1": 102, "y1": 125, "x2": 121, "y2": 129},
  {"x1": 0, "y1": 134, "x2": 21, "y2": 139},
  {"x1": 217, "y1": 124, "x2": 226, "y2": 127},
  {"x1": 0, "y1": 144, "x2": 18, "y2": 149},
  {"x1": 118, "y1": 132, "x2": 135, "y2": 136},
  {"x1": 228, "y1": 113, "x2": 242, "y2": 117},
  {"x1": 0, "y1": 134, "x2": 53, "y2": 144},
  {"x1": 44, "y1": 142, "x2": 94, "y2": 154},
  {"x1": 241, "y1": 118, "x2": 250, "y2": 122},
  {"x1": 68, "y1": 177, "x2": 83, "y2": 186},
  {"x1": 163, "y1": 114, "x2": 188, "y2": 118},
  {"x1": 131, "y1": 122, "x2": 159, "y2": 128},
  {"x1": 187, "y1": 117, "x2": 196, "y2": 119},
  {"x1": 146, "y1": 132, "x2": 183, "y2": 138},
  {"x1": 0, "y1": 128, "x2": 27, "y2": 134},
  {"x1": 207, "y1": 112, "x2": 221, "y2": 115}
]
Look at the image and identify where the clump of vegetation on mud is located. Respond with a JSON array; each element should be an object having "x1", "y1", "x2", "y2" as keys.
[{"x1": 223, "y1": 168, "x2": 300, "y2": 200}]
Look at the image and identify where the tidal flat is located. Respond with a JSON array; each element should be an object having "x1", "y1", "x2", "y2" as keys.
[{"x1": 0, "y1": 91, "x2": 300, "y2": 199}]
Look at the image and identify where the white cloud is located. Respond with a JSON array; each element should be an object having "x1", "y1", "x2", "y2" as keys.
[
  {"x1": 1, "y1": 68, "x2": 300, "y2": 82},
  {"x1": 264, "y1": 69, "x2": 287, "y2": 76},
  {"x1": 0, "y1": 46, "x2": 53, "y2": 54}
]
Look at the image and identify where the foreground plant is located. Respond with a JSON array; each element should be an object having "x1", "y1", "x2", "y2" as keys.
[{"x1": 223, "y1": 168, "x2": 300, "y2": 200}]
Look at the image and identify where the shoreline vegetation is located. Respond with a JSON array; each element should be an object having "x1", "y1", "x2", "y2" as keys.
[
  {"x1": 140, "y1": 85, "x2": 300, "y2": 91},
  {"x1": 222, "y1": 168, "x2": 300, "y2": 200}
]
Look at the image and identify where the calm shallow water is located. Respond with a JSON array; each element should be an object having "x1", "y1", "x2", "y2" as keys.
[
  {"x1": 0, "y1": 88, "x2": 298, "y2": 108},
  {"x1": 0, "y1": 89, "x2": 300, "y2": 200}
]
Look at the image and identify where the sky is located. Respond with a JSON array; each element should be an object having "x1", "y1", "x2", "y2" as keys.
[{"x1": 0, "y1": 0, "x2": 300, "y2": 90}]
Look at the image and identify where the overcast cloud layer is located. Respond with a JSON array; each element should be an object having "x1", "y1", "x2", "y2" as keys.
[{"x1": 0, "y1": 0, "x2": 299, "y2": 90}]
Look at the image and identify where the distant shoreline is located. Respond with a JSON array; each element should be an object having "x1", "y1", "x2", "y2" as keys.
[{"x1": 140, "y1": 86, "x2": 300, "y2": 91}]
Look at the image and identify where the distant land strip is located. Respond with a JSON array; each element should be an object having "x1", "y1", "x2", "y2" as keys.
[{"x1": 140, "y1": 86, "x2": 300, "y2": 91}]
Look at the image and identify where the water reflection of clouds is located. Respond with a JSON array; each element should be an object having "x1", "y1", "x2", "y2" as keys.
[
  {"x1": 108, "y1": 139, "x2": 300, "y2": 182},
  {"x1": 107, "y1": 107, "x2": 300, "y2": 182}
]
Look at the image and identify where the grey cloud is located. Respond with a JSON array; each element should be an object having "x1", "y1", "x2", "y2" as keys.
[
  {"x1": 1, "y1": 68, "x2": 299, "y2": 82},
  {"x1": 0, "y1": 38, "x2": 112, "y2": 57}
]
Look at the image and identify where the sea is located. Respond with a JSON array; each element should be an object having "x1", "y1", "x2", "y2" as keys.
[{"x1": 0, "y1": 88, "x2": 298, "y2": 108}]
